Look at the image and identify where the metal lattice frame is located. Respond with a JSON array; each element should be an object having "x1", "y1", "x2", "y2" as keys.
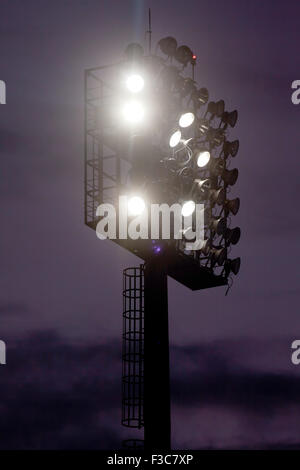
[
  {"x1": 83, "y1": 58, "x2": 237, "y2": 290},
  {"x1": 84, "y1": 64, "x2": 125, "y2": 228},
  {"x1": 122, "y1": 266, "x2": 144, "y2": 429}
]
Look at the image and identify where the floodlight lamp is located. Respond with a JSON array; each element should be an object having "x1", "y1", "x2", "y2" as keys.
[
  {"x1": 231, "y1": 257, "x2": 241, "y2": 275},
  {"x1": 223, "y1": 139, "x2": 239, "y2": 158},
  {"x1": 227, "y1": 110, "x2": 238, "y2": 127},
  {"x1": 196, "y1": 150, "x2": 211, "y2": 168},
  {"x1": 211, "y1": 247, "x2": 227, "y2": 266},
  {"x1": 215, "y1": 100, "x2": 225, "y2": 117},
  {"x1": 207, "y1": 101, "x2": 217, "y2": 116},
  {"x1": 207, "y1": 100, "x2": 225, "y2": 118},
  {"x1": 225, "y1": 227, "x2": 241, "y2": 245},
  {"x1": 128, "y1": 196, "x2": 146, "y2": 216},
  {"x1": 198, "y1": 119, "x2": 209, "y2": 135},
  {"x1": 211, "y1": 217, "x2": 227, "y2": 235},
  {"x1": 225, "y1": 257, "x2": 241, "y2": 276},
  {"x1": 230, "y1": 140, "x2": 239, "y2": 157},
  {"x1": 193, "y1": 178, "x2": 211, "y2": 195},
  {"x1": 210, "y1": 157, "x2": 225, "y2": 175},
  {"x1": 126, "y1": 74, "x2": 144, "y2": 93},
  {"x1": 200, "y1": 239, "x2": 211, "y2": 255},
  {"x1": 181, "y1": 200, "x2": 196, "y2": 217},
  {"x1": 122, "y1": 101, "x2": 144, "y2": 124},
  {"x1": 175, "y1": 45, "x2": 194, "y2": 66},
  {"x1": 222, "y1": 168, "x2": 239, "y2": 186},
  {"x1": 169, "y1": 130, "x2": 181, "y2": 148},
  {"x1": 207, "y1": 128, "x2": 225, "y2": 147},
  {"x1": 222, "y1": 110, "x2": 238, "y2": 128},
  {"x1": 124, "y1": 43, "x2": 144, "y2": 62},
  {"x1": 192, "y1": 87, "x2": 209, "y2": 107},
  {"x1": 158, "y1": 36, "x2": 178, "y2": 57},
  {"x1": 210, "y1": 188, "x2": 225, "y2": 206},
  {"x1": 224, "y1": 197, "x2": 240, "y2": 215},
  {"x1": 179, "y1": 112, "x2": 195, "y2": 128}
]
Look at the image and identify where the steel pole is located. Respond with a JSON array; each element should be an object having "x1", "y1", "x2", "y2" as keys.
[{"x1": 143, "y1": 256, "x2": 171, "y2": 451}]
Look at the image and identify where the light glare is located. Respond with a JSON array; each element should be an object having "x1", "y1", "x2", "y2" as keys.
[
  {"x1": 181, "y1": 200, "x2": 195, "y2": 217},
  {"x1": 196, "y1": 150, "x2": 211, "y2": 168},
  {"x1": 128, "y1": 196, "x2": 145, "y2": 216},
  {"x1": 126, "y1": 74, "x2": 144, "y2": 93},
  {"x1": 122, "y1": 101, "x2": 144, "y2": 124},
  {"x1": 179, "y1": 112, "x2": 195, "y2": 128}
]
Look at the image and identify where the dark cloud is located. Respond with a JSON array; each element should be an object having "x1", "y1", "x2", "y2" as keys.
[
  {"x1": 171, "y1": 345, "x2": 300, "y2": 413},
  {"x1": 1, "y1": 333, "x2": 300, "y2": 449},
  {"x1": 0, "y1": 331, "x2": 122, "y2": 449},
  {"x1": 0, "y1": 303, "x2": 28, "y2": 316}
]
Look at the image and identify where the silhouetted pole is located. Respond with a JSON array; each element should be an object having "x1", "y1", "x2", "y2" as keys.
[{"x1": 144, "y1": 256, "x2": 171, "y2": 451}]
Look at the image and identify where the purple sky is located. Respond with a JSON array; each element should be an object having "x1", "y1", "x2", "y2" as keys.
[{"x1": 0, "y1": 0, "x2": 300, "y2": 449}]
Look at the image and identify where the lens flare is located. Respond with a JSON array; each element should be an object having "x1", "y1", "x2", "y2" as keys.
[
  {"x1": 181, "y1": 200, "x2": 195, "y2": 217},
  {"x1": 126, "y1": 74, "x2": 144, "y2": 93},
  {"x1": 122, "y1": 101, "x2": 144, "y2": 123},
  {"x1": 128, "y1": 196, "x2": 145, "y2": 216}
]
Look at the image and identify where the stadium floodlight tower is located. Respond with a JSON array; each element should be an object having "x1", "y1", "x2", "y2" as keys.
[{"x1": 84, "y1": 23, "x2": 241, "y2": 451}]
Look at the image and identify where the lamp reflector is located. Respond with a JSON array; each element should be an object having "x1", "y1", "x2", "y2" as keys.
[
  {"x1": 227, "y1": 110, "x2": 238, "y2": 127},
  {"x1": 222, "y1": 168, "x2": 239, "y2": 186},
  {"x1": 223, "y1": 139, "x2": 239, "y2": 157},
  {"x1": 211, "y1": 247, "x2": 227, "y2": 266},
  {"x1": 200, "y1": 239, "x2": 211, "y2": 255},
  {"x1": 215, "y1": 100, "x2": 225, "y2": 117},
  {"x1": 224, "y1": 197, "x2": 240, "y2": 215},
  {"x1": 210, "y1": 188, "x2": 225, "y2": 206},
  {"x1": 222, "y1": 110, "x2": 238, "y2": 128},
  {"x1": 211, "y1": 217, "x2": 227, "y2": 235},
  {"x1": 192, "y1": 87, "x2": 209, "y2": 107},
  {"x1": 175, "y1": 45, "x2": 194, "y2": 65},
  {"x1": 158, "y1": 37, "x2": 178, "y2": 57},
  {"x1": 193, "y1": 178, "x2": 211, "y2": 195},
  {"x1": 225, "y1": 227, "x2": 241, "y2": 245},
  {"x1": 231, "y1": 257, "x2": 241, "y2": 275}
]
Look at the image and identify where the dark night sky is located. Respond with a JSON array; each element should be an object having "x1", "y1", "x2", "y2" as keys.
[{"x1": 0, "y1": 0, "x2": 300, "y2": 449}]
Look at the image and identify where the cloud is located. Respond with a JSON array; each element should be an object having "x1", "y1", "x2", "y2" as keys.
[
  {"x1": 0, "y1": 302, "x2": 28, "y2": 316},
  {"x1": 170, "y1": 342, "x2": 300, "y2": 412},
  {"x1": 0, "y1": 331, "x2": 123, "y2": 449},
  {"x1": 1, "y1": 333, "x2": 300, "y2": 449}
]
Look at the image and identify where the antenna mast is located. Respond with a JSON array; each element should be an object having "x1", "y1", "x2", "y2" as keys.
[{"x1": 147, "y1": 8, "x2": 152, "y2": 54}]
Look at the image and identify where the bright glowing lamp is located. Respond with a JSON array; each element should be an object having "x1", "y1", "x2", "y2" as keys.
[
  {"x1": 181, "y1": 200, "x2": 195, "y2": 217},
  {"x1": 179, "y1": 112, "x2": 195, "y2": 128},
  {"x1": 169, "y1": 130, "x2": 181, "y2": 148},
  {"x1": 122, "y1": 101, "x2": 144, "y2": 124},
  {"x1": 128, "y1": 196, "x2": 145, "y2": 216},
  {"x1": 196, "y1": 150, "x2": 210, "y2": 168},
  {"x1": 126, "y1": 74, "x2": 144, "y2": 93}
]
